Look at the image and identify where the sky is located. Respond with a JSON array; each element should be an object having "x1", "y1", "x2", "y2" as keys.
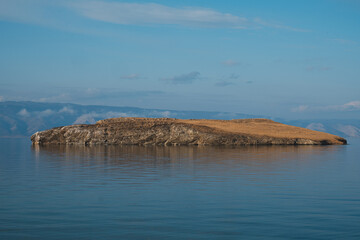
[{"x1": 0, "y1": 0, "x2": 359, "y2": 119}]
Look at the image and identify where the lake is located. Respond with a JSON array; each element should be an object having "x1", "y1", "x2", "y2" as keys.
[{"x1": 1, "y1": 138, "x2": 360, "y2": 239}]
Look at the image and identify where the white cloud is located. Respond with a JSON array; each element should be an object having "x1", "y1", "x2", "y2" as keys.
[
  {"x1": 321, "y1": 101, "x2": 360, "y2": 111},
  {"x1": 0, "y1": 0, "x2": 303, "y2": 31},
  {"x1": 0, "y1": 96, "x2": 4, "y2": 102},
  {"x1": 342, "y1": 101, "x2": 360, "y2": 110},
  {"x1": 68, "y1": 1, "x2": 249, "y2": 29},
  {"x1": 291, "y1": 105, "x2": 309, "y2": 112},
  {"x1": 291, "y1": 101, "x2": 360, "y2": 113},
  {"x1": 74, "y1": 113, "x2": 98, "y2": 124},
  {"x1": 17, "y1": 108, "x2": 68, "y2": 118},
  {"x1": 17, "y1": 108, "x2": 30, "y2": 117},
  {"x1": 38, "y1": 109, "x2": 55, "y2": 117},
  {"x1": 59, "y1": 106, "x2": 75, "y2": 114}
]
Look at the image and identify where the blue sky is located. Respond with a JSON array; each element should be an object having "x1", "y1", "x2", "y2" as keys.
[{"x1": 0, "y1": 0, "x2": 359, "y2": 119}]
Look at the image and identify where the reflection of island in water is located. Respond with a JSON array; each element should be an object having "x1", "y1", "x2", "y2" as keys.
[{"x1": 32, "y1": 144, "x2": 345, "y2": 176}]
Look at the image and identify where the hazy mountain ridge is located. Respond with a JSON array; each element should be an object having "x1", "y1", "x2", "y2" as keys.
[
  {"x1": 283, "y1": 119, "x2": 360, "y2": 138},
  {"x1": 0, "y1": 101, "x2": 358, "y2": 137},
  {"x1": 0, "y1": 101, "x2": 260, "y2": 137}
]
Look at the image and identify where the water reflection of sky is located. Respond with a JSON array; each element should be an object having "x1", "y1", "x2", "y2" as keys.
[{"x1": 1, "y1": 139, "x2": 359, "y2": 239}]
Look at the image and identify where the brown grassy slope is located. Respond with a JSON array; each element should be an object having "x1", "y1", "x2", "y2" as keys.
[{"x1": 98, "y1": 118, "x2": 346, "y2": 145}]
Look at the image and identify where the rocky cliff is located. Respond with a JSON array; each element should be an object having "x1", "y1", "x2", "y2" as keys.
[{"x1": 31, "y1": 118, "x2": 347, "y2": 146}]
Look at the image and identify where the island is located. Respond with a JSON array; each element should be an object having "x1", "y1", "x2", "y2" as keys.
[{"x1": 30, "y1": 117, "x2": 347, "y2": 146}]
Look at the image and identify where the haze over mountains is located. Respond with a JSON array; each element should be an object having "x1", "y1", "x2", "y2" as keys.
[{"x1": 0, "y1": 101, "x2": 359, "y2": 138}]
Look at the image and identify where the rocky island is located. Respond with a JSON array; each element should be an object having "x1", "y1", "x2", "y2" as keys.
[{"x1": 31, "y1": 117, "x2": 347, "y2": 146}]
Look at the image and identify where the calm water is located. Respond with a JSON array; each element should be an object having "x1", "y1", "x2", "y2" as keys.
[{"x1": 1, "y1": 138, "x2": 360, "y2": 239}]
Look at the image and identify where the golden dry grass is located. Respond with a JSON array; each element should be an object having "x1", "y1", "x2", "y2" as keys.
[
  {"x1": 98, "y1": 117, "x2": 345, "y2": 144},
  {"x1": 178, "y1": 118, "x2": 342, "y2": 142}
]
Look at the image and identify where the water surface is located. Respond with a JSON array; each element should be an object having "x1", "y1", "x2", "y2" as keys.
[{"x1": 1, "y1": 138, "x2": 360, "y2": 239}]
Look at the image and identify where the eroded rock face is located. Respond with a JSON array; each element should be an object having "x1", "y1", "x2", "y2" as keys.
[{"x1": 31, "y1": 118, "x2": 347, "y2": 146}]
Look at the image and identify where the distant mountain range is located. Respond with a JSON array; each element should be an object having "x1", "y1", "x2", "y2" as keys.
[
  {"x1": 0, "y1": 101, "x2": 359, "y2": 138},
  {"x1": 284, "y1": 119, "x2": 360, "y2": 138}
]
